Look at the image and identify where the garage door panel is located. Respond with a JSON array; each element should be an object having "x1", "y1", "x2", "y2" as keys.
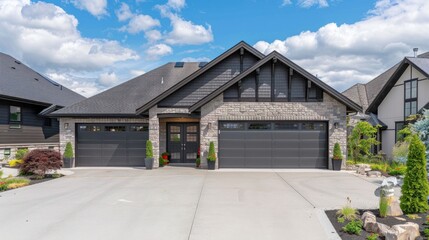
[
  {"x1": 219, "y1": 121, "x2": 328, "y2": 169},
  {"x1": 271, "y1": 140, "x2": 300, "y2": 148},
  {"x1": 219, "y1": 157, "x2": 245, "y2": 168},
  {"x1": 272, "y1": 157, "x2": 300, "y2": 168},
  {"x1": 245, "y1": 157, "x2": 271, "y2": 168},
  {"x1": 76, "y1": 123, "x2": 147, "y2": 167}
]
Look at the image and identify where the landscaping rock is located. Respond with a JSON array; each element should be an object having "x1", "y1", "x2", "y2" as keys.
[
  {"x1": 386, "y1": 197, "x2": 403, "y2": 217},
  {"x1": 362, "y1": 211, "x2": 376, "y2": 223},
  {"x1": 362, "y1": 211, "x2": 393, "y2": 236},
  {"x1": 356, "y1": 164, "x2": 371, "y2": 175},
  {"x1": 394, "y1": 217, "x2": 406, "y2": 221},
  {"x1": 367, "y1": 170, "x2": 382, "y2": 177},
  {"x1": 385, "y1": 222, "x2": 420, "y2": 240}
]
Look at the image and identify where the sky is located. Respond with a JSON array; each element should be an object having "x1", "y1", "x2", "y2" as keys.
[{"x1": 1, "y1": 0, "x2": 428, "y2": 97}]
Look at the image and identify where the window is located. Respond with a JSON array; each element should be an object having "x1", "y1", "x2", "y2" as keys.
[
  {"x1": 404, "y1": 79, "x2": 417, "y2": 117},
  {"x1": 220, "y1": 122, "x2": 245, "y2": 130},
  {"x1": 274, "y1": 122, "x2": 299, "y2": 130},
  {"x1": 105, "y1": 126, "x2": 126, "y2": 132},
  {"x1": 130, "y1": 125, "x2": 148, "y2": 131},
  {"x1": 9, "y1": 106, "x2": 21, "y2": 128},
  {"x1": 395, "y1": 122, "x2": 406, "y2": 142},
  {"x1": 79, "y1": 125, "x2": 101, "y2": 132},
  {"x1": 302, "y1": 122, "x2": 325, "y2": 130},
  {"x1": 247, "y1": 122, "x2": 271, "y2": 130}
]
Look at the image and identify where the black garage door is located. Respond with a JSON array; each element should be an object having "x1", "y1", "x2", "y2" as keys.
[
  {"x1": 76, "y1": 123, "x2": 148, "y2": 167},
  {"x1": 219, "y1": 121, "x2": 328, "y2": 168}
]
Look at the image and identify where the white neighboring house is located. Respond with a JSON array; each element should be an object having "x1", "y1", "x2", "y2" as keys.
[{"x1": 343, "y1": 52, "x2": 429, "y2": 159}]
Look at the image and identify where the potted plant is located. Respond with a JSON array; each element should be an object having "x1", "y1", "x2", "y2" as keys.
[
  {"x1": 63, "y1": 142, "x2": 74, "y2": 168},
  {"x1": 145, "y1": 140, "x2": 154, "y2": 170},
  {"x1": 332, "y1": 142, "x2": 343, "y2": 171},
  {"x1": 159, "y1": 156, "x2": 165, "y2": 167},
  {"x1": 207, "y1": 142, "x2": 216, "y2": 170},
  {"x1": 161, "y1": 152, "x2": 170, "y2": 165}
]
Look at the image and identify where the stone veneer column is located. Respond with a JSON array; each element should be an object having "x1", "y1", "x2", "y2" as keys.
[{"x1": 149, "y1": 106, "x2": 160, "y2": 167}]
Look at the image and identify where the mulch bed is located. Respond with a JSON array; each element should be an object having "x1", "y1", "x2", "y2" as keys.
[
  {"x1": 325, "y1": 209, "x2": 428, "y2": 239},
  {"x1": 27, "y1": 174, "x2": 64, "y2": 185}
]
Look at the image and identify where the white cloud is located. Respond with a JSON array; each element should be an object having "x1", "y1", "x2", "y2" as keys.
[
  {"x1": 156, "y1": 1, "x2": 213, "y2": 45},
  {"x1": 299, "y1": 0, "x2": 328, "y2": 8},
  {"x1": 167, "y1": 0, "x2": 186, "y2": 10},
  {"x1": 46, "y1": 71, "x2": 101, "y2": 97},
  {"x1": 254, "y1": 0, "x2": 429, "y2": 91},
  {"x1": 115, "y1": 2, "x2": 133, "y2": 21},
  {"x1": 70, "y1": 0, "x2": 108, "y2": 17},
  {"x1": 282, "y1": 0, "x2": 292, "y2": 6},
  {"x1": 130, "y1": 70, "x2": 146, "y2": 77},
  {"x1": 145, "y1": 29, "x2": 162, "y2": 42},
  {"x1": 122, "y1": 14, "x2": 160, "y2": 34},
  {"x1": 99, "y1": 72, "x2": 119, "y2": 86},
  {"x1": 145, "y1": 44, "x2": 173, "y2": 59},
  {"x1": 181, "y1": 57, "x2": 211, "y2": 62}
]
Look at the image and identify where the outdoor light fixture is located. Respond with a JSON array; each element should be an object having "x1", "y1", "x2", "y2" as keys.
[
  {"x1": 207, "y1": 122, "x2": 212, "y2": 129},
  {"x1": 334, "y1": 122, "x2": 340, "y2": 129},
  {"x1": 64, "y1": 123, "x2": 69, "y2": 129}
]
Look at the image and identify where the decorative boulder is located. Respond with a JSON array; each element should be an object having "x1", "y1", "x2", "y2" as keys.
[
  {"x1": 367, "y1": 171, "x2": 382, "y2": 177},
  {"x1": 385, "y1": 222, "x2": 420, "y2": 240}
]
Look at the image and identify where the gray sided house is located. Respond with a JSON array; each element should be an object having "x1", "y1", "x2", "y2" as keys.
[
  {"x1": 52, "y1": 42, "x2": 361, "y2": 169},
  {"x1": 343, "y1": 52, "x2": 429, "y2": 159},
  {"x1": 0, "y1": 53, "x2": 85, "y2": 160}
]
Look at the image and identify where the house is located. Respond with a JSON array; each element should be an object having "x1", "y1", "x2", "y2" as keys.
[
  {"x1": 0, "y1": 53, "x2": 85, "y2": 160},
  {"x1": 343, "y1": 51, "x2": 429, "y2": 159},
  {"x1": 51, "y1": 41, "x2": 361, "y2": 169}
]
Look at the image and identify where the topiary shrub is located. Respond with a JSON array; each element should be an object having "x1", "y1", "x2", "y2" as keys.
[
  {"x1": 15, "y1": 149, "x2": 29, "y2": 160},
  {"x1": 400, "y1": 135, "x2": 429, "y2": 213},
  {"x1": 146, "y1": 140, "x2": 153, "y2": 158},
  {"x1": 64, "y1": 142, "x2": 74, "y2": 158},
  {"x1": 20, "y1": 149, "x2": 62, "y2": 178},
  {"x1": 207, "y1": 141, "x2": 216, "y2": 162},
  {"x1": 333, "y1": 143, "x2": 343, "y2": 160},
  {"x1": 159, "y1": 156, "x2": 165, "y2": 167}
]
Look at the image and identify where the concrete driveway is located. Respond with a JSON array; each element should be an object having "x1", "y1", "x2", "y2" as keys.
[{"x1": 0, "y1": 167, "x2": 382, "y2": 240}]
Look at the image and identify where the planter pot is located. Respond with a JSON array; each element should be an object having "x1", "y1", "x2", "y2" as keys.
[
  {"x1": 332, "y1": 158, "x2": 342, "y2": 171},
  {"x1": 63, "y1": 157, "x2": 74, "y2": 168},
  {"x1": 145, "y1": 157, "x2": 154, "y2": 170},
  {"x1": 207, "y1": 161, "x2": 216, "y2": 170}
]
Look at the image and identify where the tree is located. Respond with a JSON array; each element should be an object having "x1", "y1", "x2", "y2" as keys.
[
  {"x1": 410, "y1": 109, "x2": 429, "y2": 162},
  {"x1": 348, "y1": 121, "x2": 380, "y2": 163},
  {"x1": 207, "y1": 142, "x2": 216, "y2": 162},
  {"x1": 400, "y1": 135, "x2": 429, "y2": 213}
]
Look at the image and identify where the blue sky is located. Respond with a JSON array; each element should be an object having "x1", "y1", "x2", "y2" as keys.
[{"x1": 0, "y1": 0, "x2": 428, "y2": 97}]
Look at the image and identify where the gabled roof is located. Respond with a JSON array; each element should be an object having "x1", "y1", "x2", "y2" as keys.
[
  {"x1": 135, "y1": 41, "x2": 265, "y2": 114},
  {"x1": 51, "y1": 62, "x2": 201, "y2": 116},
  {"x1": 0, "y1": 52, "x2": 85, "y2": 107},
  {"x1": 189, "y1": 51, "x2": 362, "y2": 112},
  {"x1": 366, "y1": 56, "x2": 429, "y2": 113}
]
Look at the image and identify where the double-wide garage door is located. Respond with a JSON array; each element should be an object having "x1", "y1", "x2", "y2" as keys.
[
  {"x1": 219, "y1": 121, "x2": 328, "y2": 168},
  {"x1": 76, "y1": 123, "x2": 148, "y2": 167}
]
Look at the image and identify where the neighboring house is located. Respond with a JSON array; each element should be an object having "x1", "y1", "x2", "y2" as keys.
[
  {"x1": 343, "y1": 52, "x2": 429, "y2": 159},
  {"x1": 51, "y1": 41, "x2": 361, "y2": 169},
  {"x1": 0, "y1": 53, "x2": 85, "y2": 160}
]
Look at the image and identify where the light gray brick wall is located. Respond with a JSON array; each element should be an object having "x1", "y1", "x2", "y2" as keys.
[{"x1": 199, "y1": 92, "x2": 347, "y2": 169}]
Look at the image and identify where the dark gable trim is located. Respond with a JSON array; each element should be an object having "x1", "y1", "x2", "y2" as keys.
[
  {"x1": 48, "y1": 113, "x2": 147, "y2": 118},
  {"x1": 366, "y1": 58, "x2": 429, "y2": 114},
  {"x1": 189, "y1": 51, "x2": 362, "y2": 113},
  {"x1": 135, "y1": 41, "x2": 265, "y2": 115},
  {"x1": 0, "y1": 94, "x2": 53, "y2": 107}
]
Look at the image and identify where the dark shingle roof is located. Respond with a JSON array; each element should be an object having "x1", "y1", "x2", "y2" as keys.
[
  {"x1": 342, "y1": 83, "x2": 369, "y2": 112},
  {"x1": 407, "y1": 57, "x2": 429, "y2": 75},
  {"x1": 0, "y1": 52, "x2": 85, "y2": 107},
  {"x1": 52, "y1": 62, "x2": 201, "y2": 116}
]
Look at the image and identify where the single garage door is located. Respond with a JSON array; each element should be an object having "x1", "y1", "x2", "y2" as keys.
[
  {"x1": 76, "y1": 123, "x2": 148, "y2": 167},
  {"x1": 219, "y1": 121, "x2": 328, "y2": 168}
]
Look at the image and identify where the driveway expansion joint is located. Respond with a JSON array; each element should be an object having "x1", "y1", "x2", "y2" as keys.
[
  {"x1": 187, "y1": 171, "x2": 207, "y2": 240},
  {"x1": 274, "y1": 171, "x2": 316, "y2": 209}
]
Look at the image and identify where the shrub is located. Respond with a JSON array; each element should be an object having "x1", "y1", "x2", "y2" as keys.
[
  {"x1": 20, "y1": 149, "x2": 62, "y2": 177},
  {"x1": 392, "y1": 141, "x2": 409, "y2": 164},
  {"x1": 63, "y1": 142, "x2": 74, "y2": 158},
  {"x1": 342, "y1": 220, "x2": 363, "y2": 235},
  {"x1": 15, "y1": 149, "x2": 29, "y2": 160},
  {"x1": 336, "y1": 198, "x2": 359, "y2": 221},
  {"x1": 424, "y1": 228, "x2": 429, "y2": 238},
  {"x1": 159, "y1": 156, "x2": 165, "y2": 167},
  {"x1": 0, "y1": 170, "x2": 3, "y2": 178},
  {"x1": 387, "y1": 165, "x2": 406, "y2": 176},
  {"x1": 337, "y1": 217, "x2": 345, "y2": 223},
  {"x1": 5, "y1": 177, "x2": 30, "y2": 185},
  {"x1": 333, "y1": 143, "x2": 342, "y2": 160},
  {"x1": 8, "y1": 159, "x2": 24, "y2": 167},
  {"x1": 196, "y1": 157, "x2": 201, "y2": 167},
  {"x1": 367, "y1": 233, "x2": 379, "y2": 240},
  {"x1": 207, "y1": 142, "x2": 216, "y2": 162},
  {"x1": 379, "y1": 197, "x2": 388, "y2": 217},
  {"x1": 370, "y1": 163, "x2": 389, "y2": 173},
  {"x1": 146, "y1": 140, "x2": 153, "y2": 158},
  {"x1": 0, "y1": 181, "x2": 7, "y2": 191},
  {"x1": 400, "y1": 135, "x2": 429, "y2": 214}
]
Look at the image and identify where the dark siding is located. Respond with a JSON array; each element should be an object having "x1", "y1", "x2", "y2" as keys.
[
  {"x1": 274, "y1": 64, "x2": 288, "y2": 99},
  {"x1": 240, "y1": 74, "x2": 256, "y2": 99},
  {"x1": 258, "y1": 63, "x2": 271, "y2": 100},
  {"x1": 224, "y1": 83, "x2": 239, "y2": 100},
  {"x1": 291, "y1": 74, "x2": 306, "y2": 101},
  {"x1": 0, "y1": 100, "x2": 59, "y2": 144},
  {"x1": 159, "y1": 50, "x2": 259, "y2": 107}
]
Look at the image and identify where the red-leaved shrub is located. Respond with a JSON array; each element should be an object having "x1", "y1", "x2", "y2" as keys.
[{"x1": 20, "y1": 149, "x2": 62, "y2": 177}]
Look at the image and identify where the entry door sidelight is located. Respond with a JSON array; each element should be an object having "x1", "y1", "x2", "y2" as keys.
[{"x1": 167, "y1": 123, "x2": 199, "y2": 163}]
